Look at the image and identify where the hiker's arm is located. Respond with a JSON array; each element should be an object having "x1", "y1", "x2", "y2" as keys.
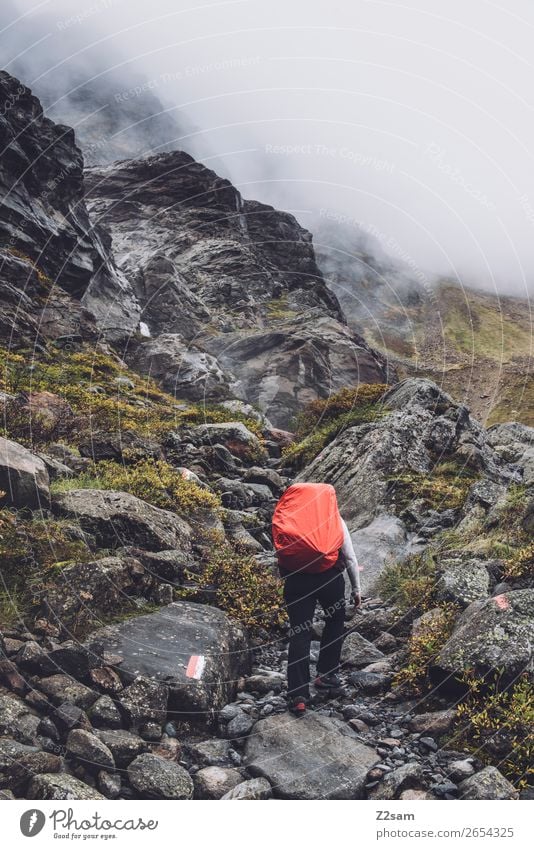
[{"x1": 340, "y1": 518, "x2": 361, "y2": 598}]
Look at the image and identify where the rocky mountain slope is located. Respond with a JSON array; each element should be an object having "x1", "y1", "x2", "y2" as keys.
[
  {"x1": 0, "y1": 70, "x2": 533, "y2": 802},
  {"x1": 317, "y1": 224, "x2": 534, "y2": 427}
]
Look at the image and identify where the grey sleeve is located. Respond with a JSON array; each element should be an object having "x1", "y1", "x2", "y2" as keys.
[{"x1": 340, "y1": 518, "x2": 361, "y2": 594}]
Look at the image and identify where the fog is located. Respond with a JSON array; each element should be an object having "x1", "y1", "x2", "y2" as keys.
[{"x1": 2, "y1": 0, "x2": 534, "y2": 296}]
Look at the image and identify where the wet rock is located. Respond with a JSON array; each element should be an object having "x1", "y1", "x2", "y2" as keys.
[
  {"x1": 448, "y1": 759, "x2": 475, "y2": 781},
  {"x1": 86, "y1": 602, "x2": 250, "y2": 729},
  {"x1": 29, "y1": 773, "x2": 105, "y2": 800},
  {"x1": 95, "y1": 730, "x2": 148, "y2": 768},
  {"x1": 0, "y1": 739, "x2": 39, "y2": 788},
  {"x1": 408, "y1": 709, "x2": 456, "y2": 736},
  {"x1": 41, "y1": 556, "x2": 155, "y2": 634},
  {"x1": 187, "y1": 739, "x2": 232, "y2": 766},
  {"x1": 243, "y1": 672, "x2": 285, "y2": 694},
  {"x1": 0, "y1": 693, "x2": 39, "y2": 744},
  {"x1": 98, "y1": 771, "x2": 121, "y2": 799},
  {"x1": 37, "y1": 675, "x2": 97, "y2": 709},
  {"x1": 225, "y1": 710, "x2": 256, "y2": 739},
  {"x1": 127, "y1": 753, "x2": 193, "y2": 799},
  {"x1": 458, "y1": 766, "x2": 519, "y2": 800},
  {"x1": 349, "y1": 671, "x2": 392, "y2": 693},
  {"x1": 119, "y1": 677, "x2": 167, "y2": 731},
  {"x1": 221, "y1": 777, "x2": 273, "y2": 800},
  {"x1": 66, "y1": 729, "x2": 115, "y2": 772},
  {"x1": 245, "y1": 713, "x2": 379, "y2": 799},
  {"x1": 89, "y1": 695, "x2": 123, "y2": 729},
  {"x1": 0, "y1": 435, "x2": 50, "y2": 509},
  {"x1": 194, "y1": 766, "x2": 243, "y2": 799}
]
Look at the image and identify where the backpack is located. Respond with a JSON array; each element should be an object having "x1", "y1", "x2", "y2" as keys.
[{"x1": 272, "y1": 482, "x2": 344, "y2": 574}]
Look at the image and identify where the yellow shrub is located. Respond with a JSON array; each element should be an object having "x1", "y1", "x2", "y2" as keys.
[
  {"x1": 179, "y1": 541, "x2": 285, "y2": 632},
  {"x1": 394, "y1": 604, "x2": 458, "y2": 693}
]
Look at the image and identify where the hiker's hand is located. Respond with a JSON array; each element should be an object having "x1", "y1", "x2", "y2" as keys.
[{"x1": 350, "y1": 590, "x2": 362, "y2": 608}]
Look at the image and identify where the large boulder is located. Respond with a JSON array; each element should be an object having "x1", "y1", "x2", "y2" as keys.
[
  {"x1": 349, "y1": 514, "x2": 412, "y2": 594},
  {"x1": 0, "y1": 436, "x2": 50, "y2": 509},
  {"x1": 52, "y1": 489, "x2": 192, "y2": 552},
  {"x1": 299, "y1": 379, "x2": 518, "y2": 532},
  {"x1": 432, "y1": 590, "x2": 534, "y2": 689},
  {"x1": 245, "y1": 713, "x2": 379, "y2": 799},
  {"x1": 40, "y1": 555, "x2": 156, "y2": 634},
  {"x1": 127, "y1": 753, "x2": 193, "y2": 799},
  {"x1": 486, "y1": 422, "x2": 534, "y2": 487},
  {"x1": 458, "y1": 766, "x2": 519, "y2": 800},
  {"x1": 436, "y1": 558, "x2": 491, "y2": 607},
  {"x1": 28, "y1": 773, "x2": 105, "y2": 800},
  {"x1": 86, "y1": 601, "x2": 250, "y2": 728}
]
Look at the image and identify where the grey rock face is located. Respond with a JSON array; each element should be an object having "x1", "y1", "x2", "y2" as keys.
[
  {"x1": 52, "y1": 489, "x2": 192, "y2": 552},
  {"x1": 131, "y1": 333, "x2": 236, "y2": 402},
  {"x1": 0, "y1": 71, "x2": 140, "y2": 345},
  {"x1": 29, "y1": 773, "x2": 105, "y2": 800},
  {"x1": 245, "y1": 713, "x2": 379, "y2": 799},
  {"x1": 436, "y1": 558, "x2": 491, "y2": 607},
  {"x1": 0, "y1": 436, "x2": 50, "y2": 509},
  {"x1": 458, "y1": 766, "x2": 519, "y2": 800},
  {"x1": 486, "y1": 422, "x2": 534, "y2": 486},
  {"x1": 86, "y1": 602, "x2": 250, "y2": 728},
  {"x1": 127, "y1": 753, "x2": 193, "y2": 799},
  {"x1": 95, "y1": 730, "x2": 148, "y2": 768},
  {"x1": 84, "y1": 150, "x2": 389, "y2": 426},
  {"x1": 368, "y1": 763, "x2": 425, "y2": 800},
  {"x1": 433, "y1": 590, "x2": 534, "y2": 688}
]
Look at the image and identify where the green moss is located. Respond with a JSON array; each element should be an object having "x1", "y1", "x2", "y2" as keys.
[
  {"x1": 51, "y1": 459, "x2": 221, "y2": 521},
  {"x1": 375, "y1": 551, "x2": 437, "y2": 614},
  {"x1": 265, "y1": 295, "x2": 298, "y2": 321},
  {"x1": 0, "y1": 509, "x2": 91, "y2": 628},
  {"x1": 388, "y1": 461, "x2": 479, "y2": 511}
]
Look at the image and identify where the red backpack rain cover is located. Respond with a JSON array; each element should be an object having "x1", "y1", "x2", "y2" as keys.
[{"x1": 272, "y1": 482, "x2": 344, "y2": 573}]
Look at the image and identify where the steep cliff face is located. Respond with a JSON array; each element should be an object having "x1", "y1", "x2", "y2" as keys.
[
  {"x1": 85, "y1": 152, "x2": 391, "y2": 425},
  {"x1": 0, "y1": 72, "x2": 140, "y2": 344}
]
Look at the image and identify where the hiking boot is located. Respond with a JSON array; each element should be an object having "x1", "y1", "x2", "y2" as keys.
[
  {"x1": 314, "y1": 673, "x2": 343, "y2": 690},
  {"x1": 288, "y1": 695, "x2": 308, "y2": 716}
]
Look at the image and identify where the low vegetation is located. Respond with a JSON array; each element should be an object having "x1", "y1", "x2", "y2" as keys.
[
  {"x1": 51, "y1": 458, "x2": 221, "y2": 521},
  {"x1": 282, "y1": 383, "x2": 388, "y2": 467},
  {"x1": 393, "y1": 604, "x2": 458, "y2": 693},
  {"x1": 376, "y1": 550, "x2": 438, "y2": 614},
  {"x1": 0, "y1": 508, "x2": 91, "y2": 628},
  {"x1": 453, "y1": 672, "x2": 534, "y2": 789},
  {"x1": 0, "y1": 344, "x2": 263, "y2": 448},
  {"x1": 388, "y1": 460, "x2": 479, "y2": 512},
  {"x1": 178, "y1": 540, "x2": 284, "y2": 632}
]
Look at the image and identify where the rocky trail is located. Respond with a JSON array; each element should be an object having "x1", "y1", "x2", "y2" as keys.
[{"x1": 0, "y1": 70, "x2": 533, "y2": 801}]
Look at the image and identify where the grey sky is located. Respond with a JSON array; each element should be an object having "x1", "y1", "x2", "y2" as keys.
[{"x1": 4, "y1": 0, "x2": 534, "y2": 295}]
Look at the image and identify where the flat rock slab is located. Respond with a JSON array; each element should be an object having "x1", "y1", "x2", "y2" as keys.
[
  {"x1": 86, "y1": 601, "x2": 250, "y2": 728},
  {"x1": 245, "y1": 712, "x2": 379, "y2": 799}
]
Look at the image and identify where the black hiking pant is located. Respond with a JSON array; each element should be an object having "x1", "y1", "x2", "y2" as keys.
[{"x1": 283, "y1": 566, "x2": 346, "y2": 700}]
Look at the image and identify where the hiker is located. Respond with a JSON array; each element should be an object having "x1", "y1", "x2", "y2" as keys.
[{"x1": 272, "y1": 482, "x2": 362, "y2": 716}]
